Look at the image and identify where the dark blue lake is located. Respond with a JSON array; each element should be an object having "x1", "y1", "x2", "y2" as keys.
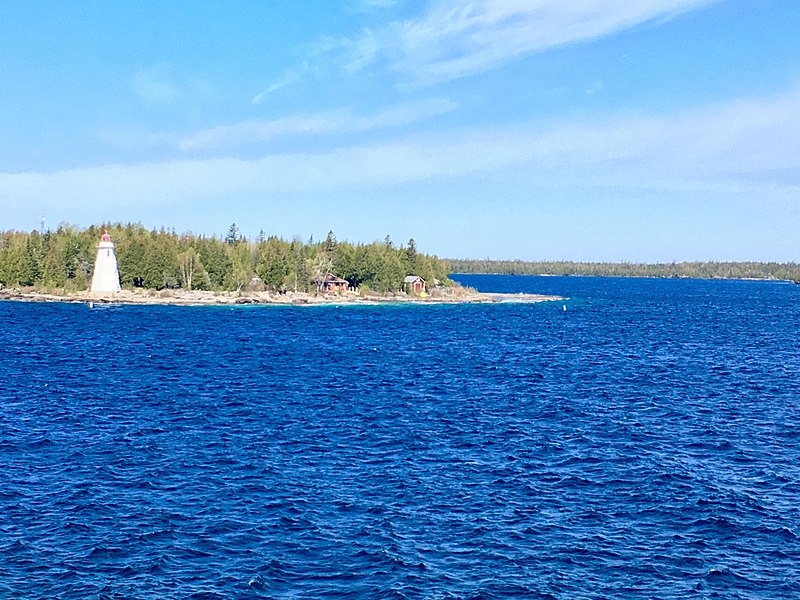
[{"x1": 2, "y1": 275, "x2": 799, "y2": 598}]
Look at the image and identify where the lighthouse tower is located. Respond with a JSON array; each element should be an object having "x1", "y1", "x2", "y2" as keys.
[{"x1": 90, "y1": 230, "x2": 121, "y2": 293}]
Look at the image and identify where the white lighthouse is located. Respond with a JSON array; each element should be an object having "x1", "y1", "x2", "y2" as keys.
[{"x1": 90, "y1": 230, "x2": 121, "y2": 293}]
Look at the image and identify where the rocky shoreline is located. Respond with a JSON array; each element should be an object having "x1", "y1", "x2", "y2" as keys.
[{"x1": 0, "y1": 287, "x2": 564, "y2": 307}]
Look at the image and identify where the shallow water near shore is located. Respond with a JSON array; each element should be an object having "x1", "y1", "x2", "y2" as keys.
[{"x1": 2, "y1": 275, "x2": 799, "y2": 598}]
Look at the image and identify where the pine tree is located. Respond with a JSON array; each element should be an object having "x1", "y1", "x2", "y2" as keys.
[{"x1": 225, "y1": 223, "x2": 241, "y2": 245}]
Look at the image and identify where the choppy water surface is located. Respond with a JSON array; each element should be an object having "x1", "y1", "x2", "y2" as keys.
[{"x1": 1, "y1": 276, "x2": 799, "y2": 599}]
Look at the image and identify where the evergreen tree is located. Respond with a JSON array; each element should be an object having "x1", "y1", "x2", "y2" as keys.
[
  {"x1": 405, "y1": 238, "x2": 418, "y2": 275},
  {"x1": 256, "y1": 236, "x2": 289, "y2": 290},
  {"x1": 225, "y1": 242, "x2": 253, "y2": 291},
  {"x1": 26, "y1": 232, "x2": 43, "y2": 284},
  {"x1": 323, "y1": 230, "x2": 337, "y2": 253},
  {"x1": 0, "y1": 234, "x2": 34, "y2": 286},
  {"x1": 196, "y1": 237, "x2": 231, "y2": 289},
  {"x1": 142, "y1": 236, "x2": 178, "y2": 289},
  {"x1": 116, "y1": 229, "x2": 148, "y2": 287},
  {"x1": 225, "y1": 222, "x2": 241, "y2": 245},
  {"x1": 288, "y1": 239, "x2": 310, "y2": 292}
]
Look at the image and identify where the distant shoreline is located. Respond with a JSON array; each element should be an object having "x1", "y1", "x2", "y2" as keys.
[
  {"x1": 447, "y1": 260, "x2": 800, "y2": 283},
  {"x1": 0, "y1": 288, "x2": 564, "y2": 307},
  {"x1": 451, "y1": 272, "x2": 798, "y2": 283}
]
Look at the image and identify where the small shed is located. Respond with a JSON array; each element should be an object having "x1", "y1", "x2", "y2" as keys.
[
  {"x1": 404, "y1": 275, "x2": 426, "y2": 294},
  {"x1": 319, "y1": 273, "x2": 349, "y2": 293}
]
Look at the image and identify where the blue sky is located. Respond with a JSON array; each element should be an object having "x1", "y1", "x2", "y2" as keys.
[{"x1": 1, "y1": 0, "x2": 799, "y2": 261}]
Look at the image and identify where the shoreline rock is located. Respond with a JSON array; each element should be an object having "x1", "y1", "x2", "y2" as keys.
[{"x1": 0, "y1": 288, "x2": 564, "y2": 307}]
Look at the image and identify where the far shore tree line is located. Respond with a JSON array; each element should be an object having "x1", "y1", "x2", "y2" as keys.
[
  {"x1": 448, "y1": 258, "x2": 800, "y2": 283},
  {"x1": 0, "y1": 223, "x2": 452, "y2": 294}
]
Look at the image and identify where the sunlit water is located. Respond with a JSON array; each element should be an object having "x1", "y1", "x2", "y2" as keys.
[{"x1": 1, "y1": 275, "x2": 798, "y2": 598}]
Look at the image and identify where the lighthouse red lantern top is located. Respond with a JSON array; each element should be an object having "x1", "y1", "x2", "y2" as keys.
[{"x1": 97, "y1": 230, "x2": 114, "y2": 248}]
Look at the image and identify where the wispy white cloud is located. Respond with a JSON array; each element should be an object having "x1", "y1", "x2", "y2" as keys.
[
  {"x1": 343, "y1": 29, "x2": 382, "y2": 74},
  {"x1": 179, "y1": 113, "x2": 344, "y2": 152},
  {"x1": 130, "y1": 64, "x2": 182, "y2": 105},
  {"x1": 3, "y1": 85, "x2": 799, "y2": 220},
  {"x1": 260, "y1": 1, "x2": 720, "y2": 95},
  {"x1": 178, "y1": 98, "x2": 459, "y2": 151},
  {"x1": 252, "y1": 63, "x2": 310, "y2": 104},
  {"x1": 334, "y1": 0, "x2": 721, "y2": 84}
]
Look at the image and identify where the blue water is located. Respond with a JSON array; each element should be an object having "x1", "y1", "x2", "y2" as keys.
[{"x1": 1, "y1": 276, "x2": 799, "y2": 599}]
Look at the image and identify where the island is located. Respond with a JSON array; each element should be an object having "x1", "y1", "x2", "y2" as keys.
[{"x1": 0, "y1": 223, "x2": 564, "y2": 306}]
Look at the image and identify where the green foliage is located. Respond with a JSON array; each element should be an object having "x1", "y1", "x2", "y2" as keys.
[
  {"x1": 448, "y1": 258, "x2": 800, "y2": 282},
  {"x1": 225, "y1": 222, "x2": 242, "y2": 245},
  {"x1": 142, "y1": 232, "x2": 179, "y2": 290},
  {"x1": 256, "y1": 236, "x2": 290, "y2": 290},
  {"x1": 117, "y1": 235, "x2": 148, "y2": 287},
  {"x1": 405, "y1": 238, "x2": 417, "y2": 272},
  {"x1": 0, "y1": 233, "x2": 34, "y2": 286},
  {"x1": 195, "y1": 237, "x2": 231, "y2": 289},
  {"x1": 323, "y1": 230, "x2": 337, "y2": 255},
  {"x1": 0, "y1": 223, "x2": 454, "y2": 293},
  {"x1": 289, "y1": 238, "x2": 311, "y2": 292},
  {"x1": 3, "y1": 223, "x2": 797, "y2": 293},
  {"x1": 224, "y1": 242, "x2": 254, "y2": 291},
  {"x1": 177, "y1": 247, "x2": 209, "y2": 291}
]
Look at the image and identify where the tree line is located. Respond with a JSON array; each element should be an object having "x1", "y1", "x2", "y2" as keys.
[
  {"x1": 0, "y1": 223, "x2": 452, "y2": 293},
  {"x1": 448, "y1": 259, "x2": 800, "y2": 283}
]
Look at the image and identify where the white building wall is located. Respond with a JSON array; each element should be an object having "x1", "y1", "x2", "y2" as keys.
[{"x1": 90, "y1": 239, "x2": 121, "y2": 293}]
